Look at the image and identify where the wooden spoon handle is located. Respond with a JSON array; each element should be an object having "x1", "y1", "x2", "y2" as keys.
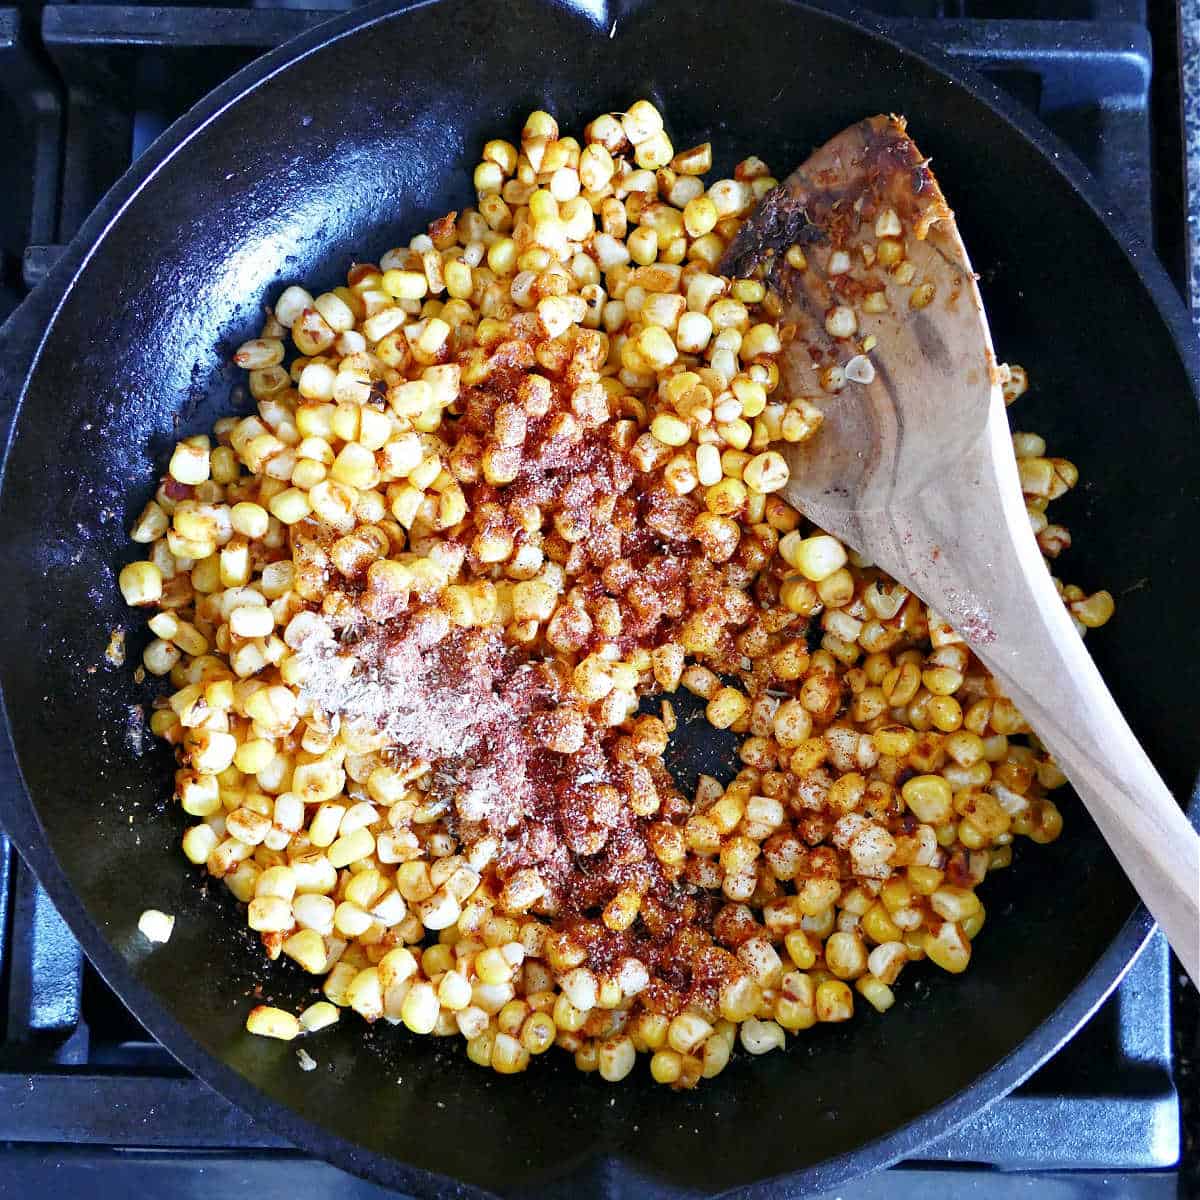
[{"x1": 813, "y1": 398, "x2": 1200, "y2": 982}]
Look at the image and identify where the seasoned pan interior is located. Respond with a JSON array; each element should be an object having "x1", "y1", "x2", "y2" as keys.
[{"x1": 0, "y1": 0, "x2": 1196, "y2": 1194}]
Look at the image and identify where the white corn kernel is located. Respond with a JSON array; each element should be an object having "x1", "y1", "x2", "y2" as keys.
[
  {"x1": 824, "y1": 306, "x2": 857, "y2": 338},
  {"x1": 740, "y1": 1018, "x2": 786, "y2": 1055},
  {"x1": 137, "y1": 909, "x2": 175, "y2": 944}
]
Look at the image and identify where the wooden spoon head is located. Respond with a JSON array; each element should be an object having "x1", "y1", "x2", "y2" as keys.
[{"x1": 722, "y1": 115, "x2": 1004, "y2": 528}]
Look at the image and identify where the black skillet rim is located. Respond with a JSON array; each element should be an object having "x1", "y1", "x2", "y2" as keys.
[{"x1": 0, "y1": 0, "x2": 1195, "y2": 1195}]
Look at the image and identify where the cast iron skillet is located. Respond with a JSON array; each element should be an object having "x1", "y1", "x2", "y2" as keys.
[{"x1": 0, "y1": 0, "x2": 1196, "y2": 1195}]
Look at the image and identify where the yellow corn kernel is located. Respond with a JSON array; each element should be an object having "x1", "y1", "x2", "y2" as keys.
[
  {"x1": 346, "y1": 967, "x2": 384, "y2": 1021},
  {"x1": 169, "y1": 441, "x2": 211, "y2": 486},
  {"x1": 779, "y1": 533, "x2": 847, "y2": 582},
  {"x1": 860, "y1": 902, "x2": 903, "y2": 945},
  {"x1": 1071, "y1": 590, "x2": 1115, "y2": 629},
  {"x1": 491, "y1": 1031, "x2": 531, "y2": 1074},
  {"x1": 901, "y1": 775, "x2": 954, "y2": 824},
  {"x1": 327, "y1": 827, "x2": 375, "y2": 869},
  {"x1": 267, "y1": 488, "x2": 311, "y2": 525},
  {"x1": 181, "y1": 823, "x2": 219, "y2": 863},
  {"x1": 246, "y1": 1005, "x2": 299, "y2": 1040},
  {"x1": 814, "y1": 979, "x2": 854, "y2": 1022},
  {"x1": 825, "y1": 931, "x2": 868, "y2": 980},
  {"x1": 400, "y1": 980, "x2": 440, "y2": 1034},
  {"x1": 650, "y1": 1049, "x2": 683, "y2": 1085},
  {"x1": 706, "y1": 687, "x2": 749, "y2": 730},
  {"x1": 282, "y1": 929, "x2": 327, "y2": 973},
  {"x1": 742, "y1": 451, "x2": 788, "y2": 494},
  {"x1": 924, "y1": 922, "x2": 972, "y2": 973},
  {"x1": 705, "y1": 477, "x2": 747, "y2": 517},
  {"x1": 118, "y1": 561, "x2": 163, "y2": 607},
  {"x1": 381, "y1": 269, "x2": 428, "y2": 300},
  {"x1": 931, "y1": 886, "x2": 982, "y2": 923},
  {"x1": 299, "y1": 1001, "x2": 340, "y2": 1033},
  {"x1": 855, "y1": 975, "x2": 895, "y2": 1013},
  {"x1": 907, "y1": 866, "x2": 944, "y2": 895}
]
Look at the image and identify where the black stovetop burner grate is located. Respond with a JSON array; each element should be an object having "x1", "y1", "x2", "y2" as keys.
[
  {"x1": 0, "y1": 0, "x2": 1193, "y2": 1195},
  {"x1": 0, "y1": 836, "x2": 1181, "y2": 1192},
  {"x1": 2, "y1": 0, "x2": 1193, "y2": 319}
]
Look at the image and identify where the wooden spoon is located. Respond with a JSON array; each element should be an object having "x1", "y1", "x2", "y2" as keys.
[{"x1": 722, "y1": 115, "x2": 1199, "y2": 981}]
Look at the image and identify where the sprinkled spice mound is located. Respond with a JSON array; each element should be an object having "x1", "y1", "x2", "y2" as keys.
[{"x1": 118, "y1": 101, "x2": 1114, "y2": 1088}]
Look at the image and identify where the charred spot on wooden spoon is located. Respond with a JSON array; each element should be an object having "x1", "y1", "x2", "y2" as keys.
[
  {"x1": 722, "y1": 114, "x2": 952, "y2": 286},
  {"x1": 719, "y1": 183, "x2": 824, "y2": 282},
  {"x1": 855, "y1": 116, "x2": 952, "y2": 237}
]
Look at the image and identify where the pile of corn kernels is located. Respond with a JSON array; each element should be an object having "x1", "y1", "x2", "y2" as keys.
[{"x1": 118, "y1": 101, "x2": 1115, "y2": 1087}]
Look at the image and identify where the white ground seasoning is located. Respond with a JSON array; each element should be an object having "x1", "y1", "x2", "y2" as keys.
[{"x1": 290, "y1": 615, "x2": 505, "y2": 761}]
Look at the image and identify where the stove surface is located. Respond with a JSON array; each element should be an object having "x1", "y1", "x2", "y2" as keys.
[{"x1": 0, "y1": 0, "x2": 1195, "y2": 1196}]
